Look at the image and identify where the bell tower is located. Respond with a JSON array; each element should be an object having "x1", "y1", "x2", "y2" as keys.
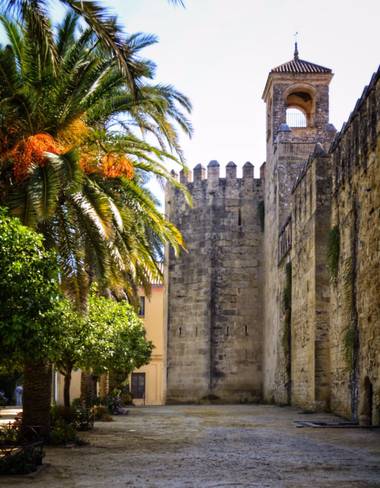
[
  {"x1": 261, "y1": 45, "x2": 336, "y2": 404},
  {"x1": 263, "y1": 42, "x2": 334, "y2": 154}
]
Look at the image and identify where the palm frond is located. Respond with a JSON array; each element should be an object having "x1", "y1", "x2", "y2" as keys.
[
  {"x1": 1, "y1": 0, "x2": 57, "y2": 65},
  {"x1": 62, "y1": 0, "x2": 137, "y2": 95}
]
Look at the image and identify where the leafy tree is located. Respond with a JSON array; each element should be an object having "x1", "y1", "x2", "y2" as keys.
[
  {"x1": 0, "y1": 209, "x2": 62, "y2": 437},
  {"x1": 55, "y1": 294, "x2": 152, "y2": 407},
  {"x1": 0, "y1": 10, "x2": 190, "y2": 436},
  {"x1": 86, "y1": 293, "x2": 152, "y2": 375},
  {"x1": 51, "y1": 301, "x2": 86, "y2": 409}
]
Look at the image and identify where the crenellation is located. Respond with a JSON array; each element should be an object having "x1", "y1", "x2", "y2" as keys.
[
  {"x1": 226, "y1": 161, "x2": 237, "y2": 179},
  {"x1": 179, "y1": 168, "x2": 191, "y2": 184},
  {"x1": 242, "y1": 161, "x2": 254, "y2": 178},
  {"x1": 193, "y1": 163, "x2": 206, "y2": 181},
  {"x1": 207, "y1": 160, "x2": 220, "y2": 192},
  {"x1": 332, "y1": 67, "x2": 380, "y2": 194}
]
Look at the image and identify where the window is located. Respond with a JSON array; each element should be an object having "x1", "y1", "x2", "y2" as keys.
[
  {"x1": 286, "y1": 108, "x2": 307, "y2": 128},
  {"x1": 131, "y1": 373, "x2": 145, "y2": 399},
  {"x1": 285, "y1": 88, "x2": 314, "y2": 128},
  {"x1": 138, "y1": 296, "x2": 145, "y2": 317}
]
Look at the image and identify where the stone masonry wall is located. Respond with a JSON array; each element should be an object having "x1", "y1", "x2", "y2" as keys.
[
  {"x1": 262, "y1": 70, "x2": 335, "y2": 404},
  {"x1": 329, "y1": 67, "x2": 380, "y2": 423},
  {"x1": 290, "y1": 147, "x2": 332, "y2": 411},
  {"x1": 263, "y1": 136, "x2": 332, "y2": 404},
  {"x1": 165, "y1": 162, "x2": 264, "y2": 403}
]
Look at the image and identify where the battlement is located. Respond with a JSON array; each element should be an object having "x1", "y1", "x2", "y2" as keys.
[
  {"x1": 330, "y1": 65, "x2": 380, "y2": 191},
  {"x1": 171, "y1": 160, "x2": 263, "y2": 187}
]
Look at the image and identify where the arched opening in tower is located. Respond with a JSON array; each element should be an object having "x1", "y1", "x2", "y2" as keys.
[
  {"x1": 285, "y1": 89, "x2": 314, "y2": 128},
  {"x1": 286, "y1": 107, "x2": 307, "y2": 128}
]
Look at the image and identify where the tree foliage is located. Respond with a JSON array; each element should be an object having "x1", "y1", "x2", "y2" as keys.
[
  {"x1": 0, "y1": 0, "x2": 185, "y2": 89},
  {"x1": 56, "y1": 293, "x2": 152, "y2": 376},
  {"x1": 0, "y1": 209, "x2": 62, "y2": 369},
  {"x1": 54, "y1": 291, "x2": 152, "y2": 406},
  {"x1": 87, "y1": 293, "x2": 153, "y2": 375}
]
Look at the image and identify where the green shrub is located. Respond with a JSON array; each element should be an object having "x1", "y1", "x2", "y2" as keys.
[
  {"x1": 92, "y1": 405, "x2": 109, "y2": 421},
  {"x1": 50, "y1": 403, "x2": 93, "y2": 444},
  {"x1": 0, "y1": 422, "x2": 20, "y2": 444},
  {"x1": 51, "y1": 405, "x2": 76, "y2": 424},
  {"x1": 120, "y1": 391, "x2": 133, "y2": 405},
  {"x1": 49, "y1": 419, "x2": 79, "y2": 445}
]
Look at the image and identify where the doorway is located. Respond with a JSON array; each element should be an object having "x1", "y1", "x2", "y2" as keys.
[{"x1": 131, "y1": 373, "x2": 146, "y2": 402}]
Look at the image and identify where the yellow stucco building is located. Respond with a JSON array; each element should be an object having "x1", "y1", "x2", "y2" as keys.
[
  {"x1": 54, "y1": 281, "x2": 166, "y2": 407},
  {"x1": 129, "y1": 283, "x2": 166, "y2": 405}
]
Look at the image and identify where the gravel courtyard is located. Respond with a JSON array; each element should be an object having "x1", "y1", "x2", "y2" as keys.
[{"x1": 2, "y1": 404, "x2": 380, "y2": 488}]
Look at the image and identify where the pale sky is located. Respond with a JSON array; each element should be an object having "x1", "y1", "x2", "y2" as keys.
[
  {"x1": 111, "y1": 0, "x2": 380, "y2": 179},
  {"x1": 1, "y1": 0, "x2": 379, "y2": 182}
]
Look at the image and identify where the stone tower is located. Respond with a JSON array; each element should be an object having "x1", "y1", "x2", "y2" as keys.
[
  {"x1": 164, "y1": 48, "x2": 380, "y2": 422},
  {"x1": 165, "y1": 161, "x2": 264, "y2": 403},
  {"x1": 262, "y1": 44, "x2": 336, "y2": 404}
]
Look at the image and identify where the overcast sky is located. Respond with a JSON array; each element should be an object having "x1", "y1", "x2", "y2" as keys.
[{"x1": 110, "y1": 0, "x2": 379, "y2": 178}]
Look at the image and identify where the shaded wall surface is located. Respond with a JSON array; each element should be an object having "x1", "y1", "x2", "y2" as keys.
[
  {"x1": 166, "y1": 164, "x2": 263, "y2": 403},
  {"x1": 329, "y1": 69, "x2": 380, "y2": 423}
]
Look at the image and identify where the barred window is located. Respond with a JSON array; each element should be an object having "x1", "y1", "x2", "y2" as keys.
[{"x1": 286, "y1": 107, "x2": 307, "y2": 128}]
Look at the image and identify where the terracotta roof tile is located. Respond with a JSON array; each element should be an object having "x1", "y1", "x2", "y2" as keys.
[{"x1": 271, "y1": 58, "x2": 332, "y2": 74}]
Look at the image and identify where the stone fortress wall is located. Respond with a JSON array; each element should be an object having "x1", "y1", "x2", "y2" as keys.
[
  {"x1": 165, "y1": 53, "x2": 380, "y2": 425},
  {"x1": 165, "y1": 162, "x2": 264, "y2": 403},
  {"x1": 328, "y1": 70, "x2": 380, "y2": 423}
]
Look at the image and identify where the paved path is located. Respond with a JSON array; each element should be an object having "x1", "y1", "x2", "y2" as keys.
[
  {"x1": 0, "y1": 406, "x2": 21, "y2": 426},
  {"x1": 2, "y1": 404, "x2": 380, "y2": 487}
]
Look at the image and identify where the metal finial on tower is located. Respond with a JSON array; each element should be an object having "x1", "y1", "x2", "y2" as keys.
[{"x1": 294, "y1": 32, "x2": 299, "y2": 61}]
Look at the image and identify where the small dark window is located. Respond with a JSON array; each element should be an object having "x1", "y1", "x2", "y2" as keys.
[
  {"x1": 245, "y1": 325, "x2": 248, "y2": 336},
  {"x1": 131, "y1": 373, "x2": 145, "y2": 399},
  {"x1": 138, "y1": 296, "x2": 145, "y2": 317},
  {"x1": 179, "y1": 327, "x2": 182, "y2": 337},
  {"x1": 238, "y1": 208, "x2": 242, "y2": 226}
]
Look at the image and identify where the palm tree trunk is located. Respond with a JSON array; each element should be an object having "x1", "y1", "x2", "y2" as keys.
[
  {"x1": 22, "y1": 361, "x2": 52, "y2": 440},
  {"x1": 63, "y1": 369, "x2": 72, "y2": 408}
]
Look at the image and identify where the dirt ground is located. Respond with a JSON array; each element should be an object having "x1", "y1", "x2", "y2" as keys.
[{"x1": 1, "y1": 404, "x2": 380, "y2": 488}]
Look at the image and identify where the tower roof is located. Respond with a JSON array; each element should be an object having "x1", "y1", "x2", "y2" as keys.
[
  {"x1": 270, "y1": 43, "x2": 331, "y2": 74},
  {"x1": 262, "y1": 43, "x2": 333, "y2": 100},
  {"x1": 271, "y1": 58, "x2": 332, "y2": 74}
]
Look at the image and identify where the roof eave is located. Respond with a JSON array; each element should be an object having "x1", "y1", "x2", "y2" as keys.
[{"x1": 262, "y1": 70, "x2": 334, "y2": 101}]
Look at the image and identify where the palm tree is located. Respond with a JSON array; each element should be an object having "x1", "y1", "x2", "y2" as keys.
[
  {"x1": 0, "y1": 13, "x2": 191, "y2": 289},
  {"x1": 0, "y1": 12, "x2": 191, "y2": 436},
  {"x1": 0, "y1": 0, "x2": 185, "y2": 93}
]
